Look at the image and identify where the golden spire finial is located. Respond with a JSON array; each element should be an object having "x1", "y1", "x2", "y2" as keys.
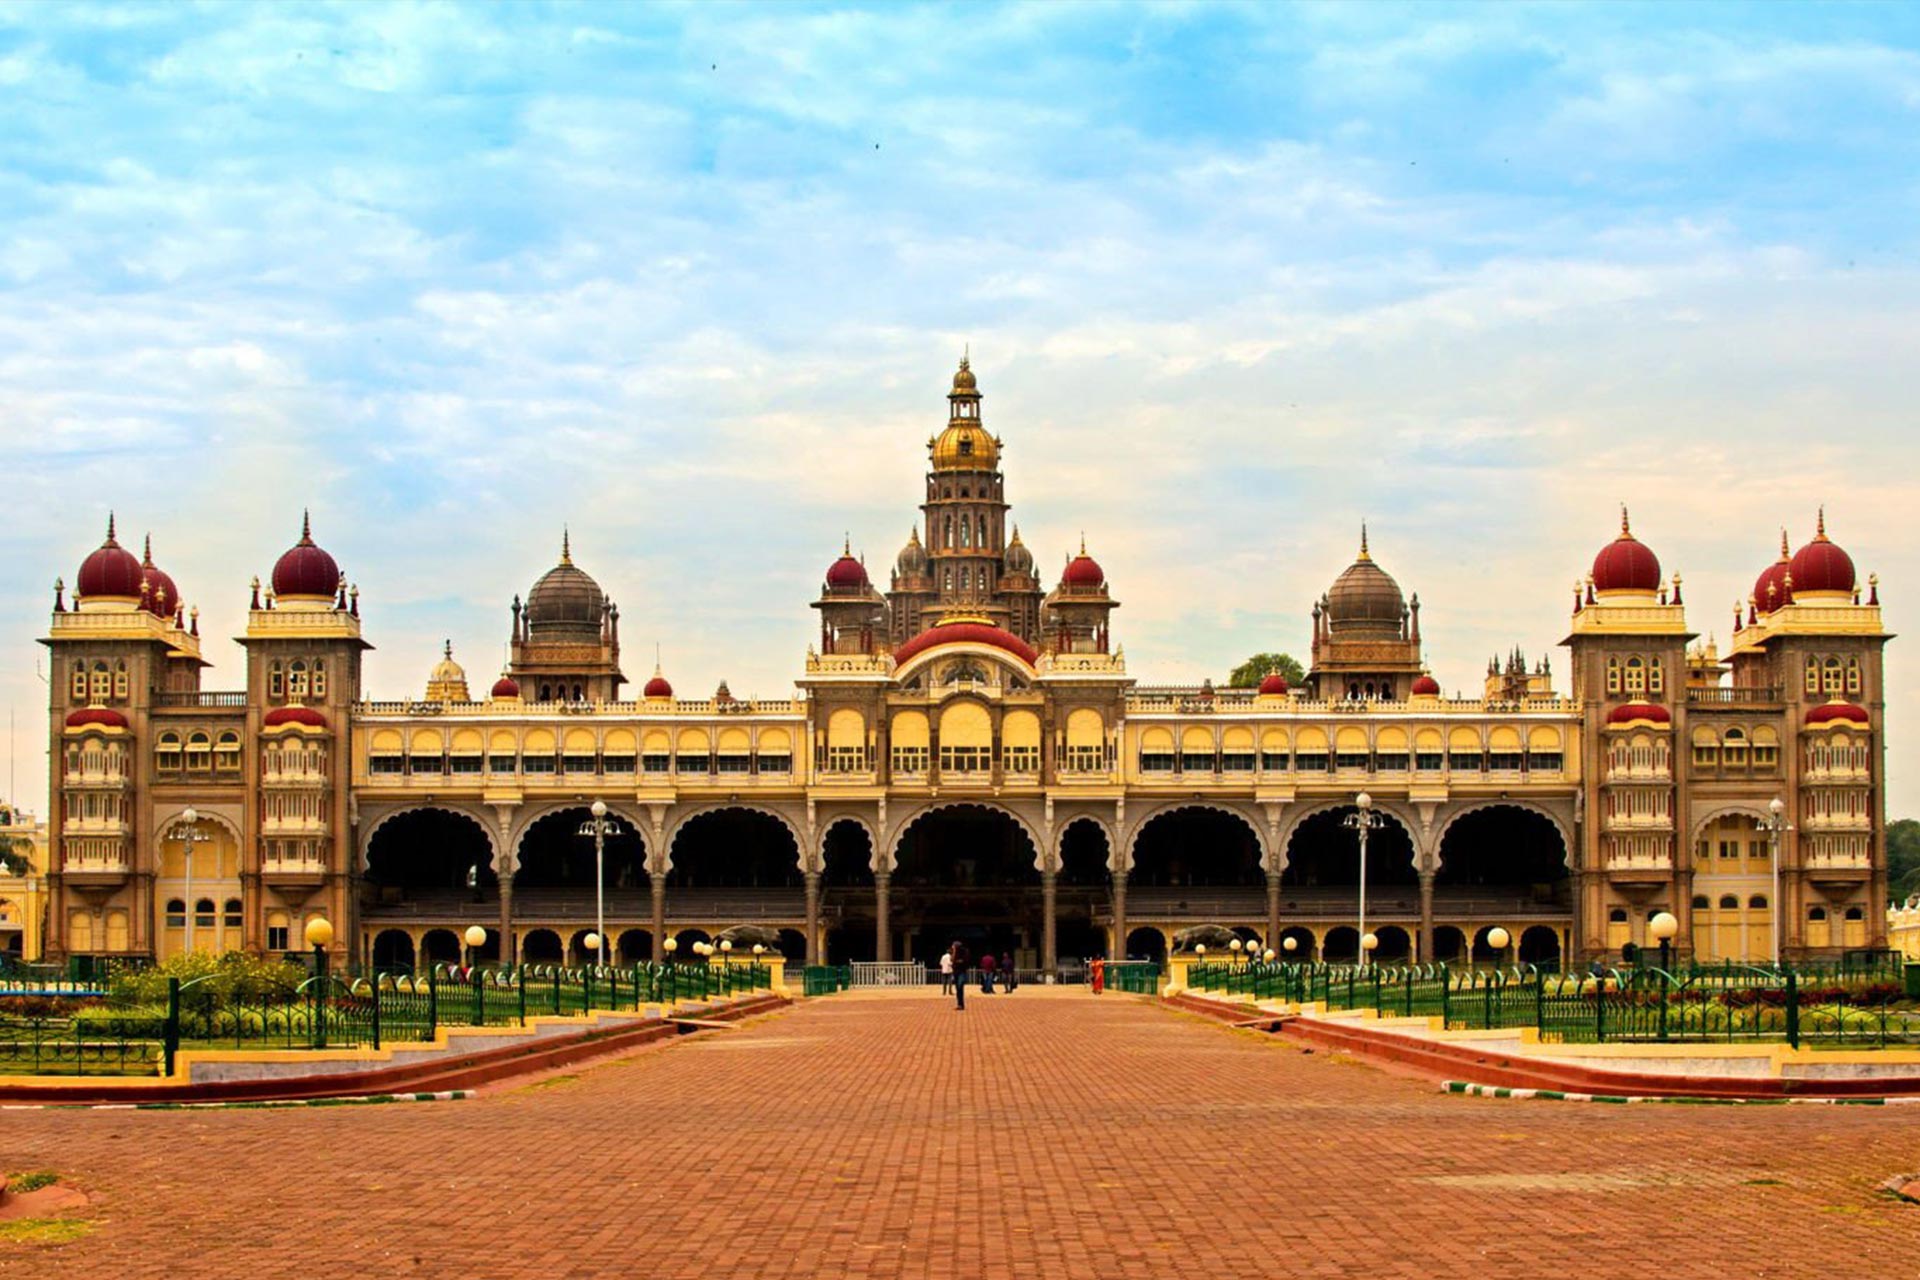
[
  {"x1": 1816, "y1": 505, "x2": 1828, "y2": 540},
  {"x1": 1078, "y1": 531, "x2": 1087, "y2": 556},
  {"x1": 1780, "y1": 527, "x2": 1790, "y2": 559},
  {"x1": 106, "y1": 511, "x2": 117, "y2": 544},
  {"x1": 1358, "y1": 522, "x2": 1371, "y2": 562},
  {"x1": 443, "y1": 638, "x2": 452, "y2": 659},
  {"x1": 301, "y1": 508, "x2": 313, "y2": 544},
  {"x1": 843, "y1": 533, "x2": 851, "y2": 556},
  {"x1": 961, "y1": 343, "x2": 969, "y2": 370},
  {"x1": 560, "y1": 526, "x2": 571, "y2": 565},
  {"x1": 143, "y1": 533, "x2": 153, "y2": 564},
  {"x1": 1620, "y1": 504, "x2": 1632, "y2": 537}
]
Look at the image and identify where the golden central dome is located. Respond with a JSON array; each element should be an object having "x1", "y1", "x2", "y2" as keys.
[{"x1": 931, "y1": 421, "x2": 1000, "y2": 471}]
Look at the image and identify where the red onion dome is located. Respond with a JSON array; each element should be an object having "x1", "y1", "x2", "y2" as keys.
[
  {"x1": 490, "y1": 674, "x2": 521, "y2": 699},
  {"x1": 65, "y1": 706, "x2": 129, "y2": 730},
  {"x1": 1257, "y1": 672, "x2": 1290, "y2": 696},
  {"x1": 263, "y1": 705, "x2": 328, "y2": 729},
  {"x1": 1410, "y1": 673, "x2": 1441, "y2": 696},
  {"x1": 1607, "y1": 699, "x2": 1671, "y2": 726},
  {"x1": 138, "y1": 534, "x2": 180, "y2": 617},
  {"x1": 1754, "y1": 529, "x2": 1792, "y2": 613},
  {"x1": 824, "y1": 538, "x2": 870, "y2": 591},
  {"x1": 893, "y1": 619, "x2": 1039, "y2": 667},
  {"x1": 1806, "y1": 699, "x2": 1870, "y2": 727},
  {"x1": 1590, "y1": 507, "x2": 1661, "y2": 594},
  {"x1": 76, "y1": 514, "x2": 145, "y2": 600},
  {"x1": 643, "y1": 669, "x2": 673, "y2": 698},
  {"x1": 1788, "y1": 508, "x2": 1855, "y2": 598},
  {"x1": 271, "y1": 511, "x2": 341, "y2": 600},
  {"x1": 1060, "y1": 535, "x2": 1105, "y2": 589}
]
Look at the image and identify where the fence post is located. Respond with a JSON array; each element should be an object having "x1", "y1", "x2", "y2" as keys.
[
  {"x1": 428, "y1": 967, "x2": 438, "y2": 1039},
  {"x1": 1596, "y1": 972, "x2": 1606, "y2": 1042},
  {"x1": 1785, "y1": 971, "x2": 1800, "y2": 1049},
  {"x1": 473, "y1": 968, "x2": 484, "y2": 1027},
  {"x1": 518, "y1": 967, "x2": 528, "y2": 1025},
  {"x1": 372, "y1": 977, "x2": 382, "y2": 1052},
  {"x1": 1534, "y1": 969, "x2": 1544, "y2": 1036},
  {"x1": 1483, "y1": 971, "x2": 1494, "y2": 1029},
  {"x1": 1440, "y1": 963, "x2": 1451, "y2": 1027},
  {"x1": 164, "y1": 977, "x2": 180, "y2": 1077}
]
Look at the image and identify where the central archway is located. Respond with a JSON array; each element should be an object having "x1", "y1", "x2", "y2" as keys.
[{"x1": 891, "y1": 805, "x2": 1041, "y2": 969}]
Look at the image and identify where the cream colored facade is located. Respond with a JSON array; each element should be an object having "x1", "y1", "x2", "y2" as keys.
[
  {"x1": 37, "y1": 363, "x2": 1892, "y2": 974},
  {"x1": 0, "y1": 803, "x2": 50, "y2": 962}
]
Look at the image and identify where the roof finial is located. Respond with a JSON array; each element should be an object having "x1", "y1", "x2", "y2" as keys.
[
  {"x1": 105, "y1": 511, "x2": 117, "y2": 544},
  {"x1": 560, "y1": 526, "x2": 572, "y2": 565},
  {"x1": 443, "y1": 638, "x2": 452, "y2": 659},
  {"x1": 1816, "y1": 505, "x2": 1827, "y2": 540},
  {"x1": 961, "y1": 342, "x2": 969, "y2": 370},
  {"x1": 301, "y1": 508, "x2": 312, "y2": 543},
  {"x1": 1620, "y1": 504, "x2": 1631, "y2": 536},
  {"x1": 1779, "y1": 527, "x2": 1789, "y2": 559},
  {"x1": 1358, "y1": 522, "x2": 1371, "y2": 561},
  {"x1": 143, "y1": 533, "x2": 153, "y2": 564},
  {"x1": 843, "y1": 532, "x2": 851, "y2": 556},
  {"x1": 1079, "y1": 531, "x2": 1087, "y2": 556}
]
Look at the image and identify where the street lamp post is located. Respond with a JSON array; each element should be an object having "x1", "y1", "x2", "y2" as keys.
[
  {"x1": 1487, "y1": 926, "x2": 1511, "y2": 970},
  {"x1": 752, "y1": 942, "x2": 766, "y2": 989},
  {"x1": 170, "y1": 807, "x2": 206, "y2": 955},
  {"x1": 305, "y1": 916, "x2": 334, "y2": 1049},
  {"x1": 1648, "y1": 910, "x2": 1680, "y2": 1043},
  {"x1": 464, "y1": 923, "x2": 487, "y2": 971},
  {"x1": 663, "y1": 936, "x2": 679, "y2": 1000},
  {"x1": 1762, "y1": 797, "x2": 1793, "y2": 969},
  {"x1": 1344, "y1": 793, "x2": 1386, "y2": 967},
  {"x1": 578, "y1": 801, "x2": 621, "y2": 981}
]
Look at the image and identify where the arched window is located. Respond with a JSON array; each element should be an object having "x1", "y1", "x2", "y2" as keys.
[
  {"x1": 113, "y1": 659, "x2": 129, "y2": 700},
  {"x1": 1823, "y1": 657, "x2": 1843, "y2": 694},
  {"x1": 223, "y1": 897, "x2": 243, "y2": 927},
  {"x1": 1608, "y1": 908, "x2": 1628, "y2": 923},
  {"x1": 70, "y1": 662, "x2": 86, "y2": 701},
  {"x1": 960, "y1": 567, "x2": 971, "y2": 591},
  {"x1": 944, "y1": 569, "x2": 953, "y2": 591},
  {"x1": 186, "y1": 732, "x2": 212, "y2": 770},
  {"x1": 1804, "y1": 656, "x2": 1821, "y2": 695},
  {"x1": 156, "y1": 732, "x2": 183, "y2": 772},
  {"x1": 1807, "y1": 906, "x2": 1828, "y2": 922},
  {"x1": 1844, "y1": 905, "x2": 1865, "y2": 921},
  {"x1": 944, "y1": 516, "x2": 954, "y2": 548},
  {"x1": 288, "y1": 660, "x2": 308, "y2": 698},
  {"x1": 312, "y1": 660, "x2": 327, "y2": 699},
  {"x1": 1691, "y1": 895, "x2": 1709, "y2": 910},
  {"x1": 1606, "y1": 657, "x2": 1621, "y2": 695},
  {"x1": 90, "y1": 661, "x2": 110, "y2": 702},
  {"x1": 978, "y1": 515, "x2": 989, "y2": 546},
  {"x1": 269, "y1": 661, "x2": 285, "y2": 700},
  {"x1": 1648, "y1": 658, "x2": 1664, "y2": 694},
  {"x1": 214, "y1": 731, "x2": 241, "y2": 772},
  {"x1": 1624, "y1": 657, "x2": 1645, "y2": 693},
  {"x1": 1722, "y1": 728, "x2": 1747, "y2": 768},
  {"x1": 1847, "y1": 658, "x2": 1861, "y2": 694},
  {"x1": 165, "y1": 898, "x2": 186, "y2": 927},
  {"x1": 1748, "y1": 894, "x2": 1768, "y2": 909},
  {"x1": 194, "y1": 898, "x2": 215, "y2": 928}
]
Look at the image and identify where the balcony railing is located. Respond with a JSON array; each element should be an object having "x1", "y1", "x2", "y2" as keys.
[
  {"x1": 153, "y1": 691, "x2": 248, "y2": 708},
  {"x1": 1685, "y1": 686, "x2": 1783, "y2": 706}
]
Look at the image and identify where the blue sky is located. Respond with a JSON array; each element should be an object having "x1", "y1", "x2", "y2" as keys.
[{"x1": 2, "y1": 1, "x2": 1918, "y2": 810}]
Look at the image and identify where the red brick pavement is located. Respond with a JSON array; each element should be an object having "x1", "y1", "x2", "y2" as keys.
[{"x1": 5, "y1": 989, "x2": 1920, "y2": 1278}]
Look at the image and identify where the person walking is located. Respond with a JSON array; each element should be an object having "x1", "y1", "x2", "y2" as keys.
[
  {"x1": 949, "y1": 940, "x2": 969, "y2": 1010},
  {"x1": 979, "y1": 949, "x2": 997, "y2": 995},
  {"x1": 1000, "y1": 951, "x2": 1017, "y2": 993},
  {"x1": 939, "y1": 947, "x2": 954, "y2": 995}
]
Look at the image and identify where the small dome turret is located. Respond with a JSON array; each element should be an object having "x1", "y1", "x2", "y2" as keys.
[
  {"x1": 525, "y1": 530, "x2": 607, "y2": 640},
  {"x1": 1003, "y1": 526, "x2": 1034, "y2": 577},
  {"x1": 1324, "y1": 526, "x2": 1405, "y2": 635},
  {"x1": 75, "y1": 514, "x2": 144, "y2": 602},
  {"x1": 1590, "y1": 507, "x2": 1662, "y2": 595},
  {"x1": 1788, "y1": 508, "x2": 1856, "y2": 598},
  {"x1": 894, "y1": 526, "x2": 929, "y2": 580}
]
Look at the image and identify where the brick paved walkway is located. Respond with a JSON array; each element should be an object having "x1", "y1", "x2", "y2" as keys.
[{"x1": 7, "y1": 989, "x2": 1920, "y2": 1278}]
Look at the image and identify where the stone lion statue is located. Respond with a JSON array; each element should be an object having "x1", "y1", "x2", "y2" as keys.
[{"x1": 1171, "y1": 924, "x2": 1241, "y2": 952}]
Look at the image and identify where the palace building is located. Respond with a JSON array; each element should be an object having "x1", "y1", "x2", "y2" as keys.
[{"x1": 36, "y1": 360, "x2": 1893, "y2": 974}]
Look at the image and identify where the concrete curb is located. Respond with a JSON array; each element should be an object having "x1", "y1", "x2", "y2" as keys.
[
  {"x1": 3, "y1": 1089, "x2": 472, "y2": 1112},
  {"x1": 1441, "y1": 1081, "x2": 1920, "y2": 1107}
]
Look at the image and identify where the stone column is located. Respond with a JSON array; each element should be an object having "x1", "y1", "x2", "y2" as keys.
[
  {"x1": 651, "y1": 874, "x2": 668, "y2": 959},
  {"x1": 804, "y1": 870, "x2": 822, "y2": 963},
  {"x1": 497, "y1": 878, "x2": 514, "y2": 966},
  {"x1": 875, "y1": 870, "x2": 892, "y2": 963},
  {"x1": 1041, "y1": 868, "x2": 1058, "y2": 972},
  {"x1": 1110, "y1": 877, "x2": 1127, "y2": 960},
  {"x1": 1266, "y1": 871, "x2": 1283, "y2": 950},
  {"x1": 1418, "y1": 870, "x2": 1436, "y2": 963}
]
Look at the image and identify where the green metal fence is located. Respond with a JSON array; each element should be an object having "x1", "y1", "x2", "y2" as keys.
[
  {"x1": 0, "y1": 959, "x2": 775, "y2": 1078},
  {"x1": 800, "y1": 965, "x2": 852, "y2": 996},
  {"x1": 1183, "y1": 958, "x2": 1920, "y2": 1049},
  {"x1": 1105, "y1": 962, "x2": 1161, "y2": 994}
]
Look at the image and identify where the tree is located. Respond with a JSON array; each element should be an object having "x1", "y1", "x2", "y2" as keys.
[
  {"x1": 1888, "y1": 818, "x2": 1920, "y2": 900},
  {"x1": 1227, "y1": 653, "x2": 1305, "y2": 689},
  {"x1": 0, "y1": 832, "x2": 28, "y2": 877}
]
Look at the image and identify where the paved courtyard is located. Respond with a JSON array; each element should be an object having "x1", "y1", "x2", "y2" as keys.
[{"x1": 6, "y1": 989, "x2": 1920, "y2": 1277}]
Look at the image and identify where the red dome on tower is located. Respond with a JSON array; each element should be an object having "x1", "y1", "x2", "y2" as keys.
[
  {"x1": 65, "y1": 706, "x2": 129, "y2": 730},
  {"x1": 643, "y1": 669, "x2": 673, "y2": 698},
  {"x1": 262, "y1": 705, "x2": 328, "y2": 729},
  {"x1": 1806, "y1": 699, "x2": 1870, "y2": 727},
  {"x1": 75, "y1": 515, "x2": 144, "y2": 600},
  {"x1": 1257, "y1": 672, "x2": 1290, "y2": 696},
  {"x1": 1754, "y1": 529, "x2": 1792, "y2": 613},
  {"x1": 1590, "y1": 508, "x2": 1662, "y2": 594},
  {"x1": 271, "y1": 511, "x2": 341, "y2": 601},
  {"x1": 893, "y1": 619, "x2": 1039, "y2": 667},
  {"x1": 1060, "y1": 536, "x2": 1105, "y2": 589},
  {"x1": 139, "y1": 534, "x2": 180, "y2": 618},
  {"x1": 1788, "y1": 509, "x2": 1856, "y2": 597},
  {"x1": 490, "y1": 674, "x2": 521, "y2": 700},
  {"x1": 1607, "y1": 699, "x2": 1671, "y2": 726},
  {"x1": 1411, "y1": 673, "x2": 1441, "y2": 696},
  {"x1": 824, "y1": 538, "x2": 870, "y2": 591}
]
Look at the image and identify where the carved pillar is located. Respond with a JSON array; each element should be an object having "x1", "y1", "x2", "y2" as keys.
[
  {"x1": 1041, "y1": 868, "x2": 1058, "y2": 972},
  {"x1": 1110, "y1": 877, "x2": 1127, "y2": 960},
  {"x1": 1266, "y1": 871, "x2": 1282, "y2": 951},
  {"x1": 804, "y1": 870, "x2": 822, "y2": 963},
  {"x1": 498, "y1": 878, "x2": 514, "y2": 966},
  {"x1": 1418, "y1": 870, "x2": 1436, "y2": 963},
  {"x1": 651, "y1": 874, "x2": 668, "y2": 958},
  {"x1": 875, "y1": 870, "x2": 892, "y2": 963}
]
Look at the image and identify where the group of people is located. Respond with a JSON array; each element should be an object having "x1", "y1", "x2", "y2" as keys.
[{"x1": 939, "y1": 942, "x2": 1018, "y2": 1009}]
